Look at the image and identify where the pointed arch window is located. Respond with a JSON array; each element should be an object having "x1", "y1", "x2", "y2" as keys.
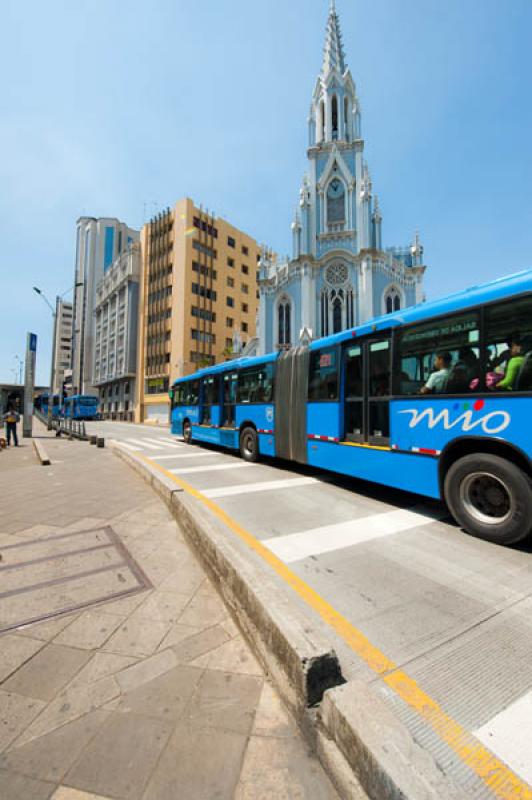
[
  {"x1": 384, "y1": 287, "x2": 402, "y2": 315},
  {"x1": 333, "y1": 296, "x2": 342, "y2": 333},
  {"x1": 319, "y1": 100, "x2": 325, "y2": 143},
  {"x1": 277, "y1": 298, "x2": 292, "y2": 348},
  {"x1": 331, "y1": 95, "x2": 338, "y2": 140},
  {"x1": 344, "y1": 97, "x2": 349, "y2": 141}
]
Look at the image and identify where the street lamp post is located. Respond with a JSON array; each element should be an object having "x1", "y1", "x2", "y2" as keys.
[{"x1": 33, "y1": 283, "x2": 82, "y2": 430}]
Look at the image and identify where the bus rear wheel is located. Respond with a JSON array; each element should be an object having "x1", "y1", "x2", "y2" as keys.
[
  {"x1": 240, "y1": 427, "x2": 259, "y2": 463},
  {"x1": 444, "y1": 453, "x2": 532, "y2": 545},
  {"x1": 183, "y1": 421, "x2": 192, "y2": 445}
]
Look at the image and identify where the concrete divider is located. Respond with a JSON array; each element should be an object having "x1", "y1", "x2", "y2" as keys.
[
  {"x1": 112, "y1": 442, "x2": 462, "y2": 799},
  {"x1": 32, "y1": 438, "x2": 51, "y2": 466}
]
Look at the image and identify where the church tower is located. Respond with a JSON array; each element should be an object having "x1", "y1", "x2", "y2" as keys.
[{"x1": 257, "y1": 1, "x2": 426, "y2": 355}]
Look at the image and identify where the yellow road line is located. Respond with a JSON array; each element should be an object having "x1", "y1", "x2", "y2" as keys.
[{"x1": 139, "y1": 451, "x2": 532, "y2": 799}]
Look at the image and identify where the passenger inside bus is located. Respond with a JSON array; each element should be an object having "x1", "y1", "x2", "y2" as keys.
[
  {"x1": 492, "y1": 335, "x2": 525, "y2": 391},
  {"x1": 419, "y1": 352, "x2": 452, "y2": 394},
  {"x1": 446, "y1": 347, "x2": 479, "y2": 393}
]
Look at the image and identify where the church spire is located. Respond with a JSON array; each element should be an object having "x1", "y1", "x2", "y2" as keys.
[{"x1": 322, "y1": 0, "x2": 346, "y2": 76}]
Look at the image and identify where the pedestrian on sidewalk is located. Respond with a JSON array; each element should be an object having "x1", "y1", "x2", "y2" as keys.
[{"x1": 3, "y1": 405, "x2": 20, "y2": 446}]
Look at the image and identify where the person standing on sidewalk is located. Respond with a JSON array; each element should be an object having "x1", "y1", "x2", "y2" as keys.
[{"x1": 3, "y1": 405, "x2": 20, "y2": 446}]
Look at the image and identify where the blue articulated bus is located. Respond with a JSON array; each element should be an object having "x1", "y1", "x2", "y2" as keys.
[
  {"x1": 171, "y1": 270, "x2": 532, "y2": 546},
  {"x1": 62, "y1": 395, "x2": 99, "y2": 421}
]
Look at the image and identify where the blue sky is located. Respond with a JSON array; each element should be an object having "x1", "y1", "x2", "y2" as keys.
[{"x1": 1, "y1": 0, "x2": 531, "y2": 385}]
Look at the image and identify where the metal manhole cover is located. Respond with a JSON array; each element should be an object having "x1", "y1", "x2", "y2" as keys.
[{"x1": 0, "y1": 525, "x2": 152, "y2": 634}]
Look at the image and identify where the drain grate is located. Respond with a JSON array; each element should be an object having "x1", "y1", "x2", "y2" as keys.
[{"x1": 0, "y1": 525, "x2": 152, "y2": 634}]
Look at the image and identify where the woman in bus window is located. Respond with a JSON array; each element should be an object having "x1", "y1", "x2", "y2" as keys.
[{"x1": 496, "y1": 336, "x2": 524, "y2": 391}]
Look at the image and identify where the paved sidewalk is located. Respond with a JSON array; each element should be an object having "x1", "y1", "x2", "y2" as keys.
[{"x1": 0, "y1": 425, "x2": 339, "y2": 800}]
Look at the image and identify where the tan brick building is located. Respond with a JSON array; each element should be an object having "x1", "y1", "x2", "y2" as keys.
[{"x1": 136, "y1": 198, "x2": 265, "y2": 423}]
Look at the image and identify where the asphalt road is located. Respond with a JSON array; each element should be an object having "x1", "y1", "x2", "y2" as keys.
[{"x1": 88, "y1": 419, "x2": 532, "y2": 797}]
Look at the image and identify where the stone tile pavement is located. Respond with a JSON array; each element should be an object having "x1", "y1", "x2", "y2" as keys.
[{"x1": 0, "y1": 424, "x2": 339, "y2": 799}]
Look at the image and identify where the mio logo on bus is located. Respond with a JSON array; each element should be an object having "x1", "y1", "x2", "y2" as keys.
[{"x1": 399, "y1": 400, "x2": 511, "y2": 435}]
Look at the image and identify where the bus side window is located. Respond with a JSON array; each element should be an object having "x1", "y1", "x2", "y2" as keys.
[
  {"x1": 186, "y1": 380, "x2": 199, "y2": 405},
  {"x1": 395, "y1": 312, "x2": 480, "y2": 395},
  {"x1": 308, "y1": 348, "x2": 339, "y2": 401},
  {"x1": 485, "y1": 297, "x2": 532, "y2": 392},
  {"x1": 237, "y1": 364, "x2": 273, "y2": 404}
]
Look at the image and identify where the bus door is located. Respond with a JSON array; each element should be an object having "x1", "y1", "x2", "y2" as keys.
[
  {"x1": 221, "y1": 372, "x2": 237, "y2": 428},
  {"x1": 344, "y1": 335, "x2": 391, "y2": 445},
  {"x1": 201, "y1": 375, "x2": 219, "y2": 426}
]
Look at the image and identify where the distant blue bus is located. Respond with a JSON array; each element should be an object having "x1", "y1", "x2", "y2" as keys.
[
  {"x1": 62, "y1": 395, "x2": 99, "y2": 421},
  {"x1": 171, "y1": 270, "x2": 532, "y2": 545},
  {"x1": 36, "y1": 393, "x2": 60, "y2": 418}
]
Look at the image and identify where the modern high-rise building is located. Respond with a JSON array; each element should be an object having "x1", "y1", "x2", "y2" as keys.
[
  {"x1": 136, "y1": 198, "x2": 267, "y2": 423},
  {"x1": 258, "y1": 1, "x2": 427, "y2": 354},
  {"x1": 71, "y1": 216, "x2": 139, "y2": 395},
  {"x1": 93, "y1": 242, "x2": 141, "y2": 419},
  {"x1": 50, "y1": 298, "x2": 73, "y2": 394}
]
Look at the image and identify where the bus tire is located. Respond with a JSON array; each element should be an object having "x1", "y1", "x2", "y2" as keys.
[
  {"x1": 444, "y1": 453, "x2": 532, "y2": 545},
  {"x1": 240, "y1": 427, "x2": 259, "y2": 463},
  {"x1": 183, "y1": 420, "x2": 192, "y2": 445}
]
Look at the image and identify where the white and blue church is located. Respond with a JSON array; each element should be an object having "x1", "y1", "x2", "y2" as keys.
[{"x1": 257, "y1": 1, "x2": 426, "y2": 355}]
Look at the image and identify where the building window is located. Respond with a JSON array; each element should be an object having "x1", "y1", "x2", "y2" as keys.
[
  {"x1": 384, "y1": 287, "x2": 402, "y2": 315},
  {"x1": 226, "y1": 317, "x2": 234, "y2": 328},
  {"x1": 193, "y1": 240, "x2": 217, "y2": 259},
  {"x1": 333, "y1": 297, "x2": 342, "y2": 334},
  {"x1": 242, "y1": 245, "x2": 249, "y2": 256},
  {"x1": 192, "y1": 261, "x2": 217, "y2": 280},
  {"x1": 227, "y1": 257, "x2": 234, "y2": 268},
  {"x1": 226, "y1": 338, "x2": 233, "y2": 349},
  {"x1": 278, "y1": 298, "x2": 291, "y2": 347},
  {"x1": 241, "y1": 284, "x2": 249, "y2": 294},
  {"x1": 192, "y1": 283, "x2": 217, "y2": 301},
  {"x1": 242, "y1": 264, "x2": 249, "y2": 274},
  {"x1": 227, "y1": 297, "x2": 234, "y2": 308},
  {"x1": 331, "y1": 95, "x2": 339, "y2": 140},
  {"x1": 227, "y1": 276, "x2": 234, "y2": 288},
  {"x1": 192, "y1": 306, "x2": 216, "y2": 322},
  {"x1": 193, "y1": 216, "x2": 218, "y2": 238},
  {"x1": 192, "y1": 329, "x2": 216, "y2": 344},
  {"x1": 242, "y1": 322, "x2": 248, "y2": 333},
  {"x1": 242, "y1": 303, "x2": 248, "y2": 313},
  {"x1": 228, "y1": 236, "x2": 236, "y2": 248}
]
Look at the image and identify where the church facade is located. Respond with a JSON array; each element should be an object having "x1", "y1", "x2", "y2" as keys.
[{"x1": 257, "y1": 1, "x2": 426, "y2": 355}]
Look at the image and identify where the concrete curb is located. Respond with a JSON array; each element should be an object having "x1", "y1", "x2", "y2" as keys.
[
  {"x1": 318, "y1": 681, "x2": 463, "y2": 800},
  {"x1": 112, "y1": 442, "x2": 462, "y2": 800},
  {"x1": 113, "y1": 445, "x2": 343, "y2": 721},
  {"x1": 32, "y1": 438, "x2": 51, "y2": 466}
]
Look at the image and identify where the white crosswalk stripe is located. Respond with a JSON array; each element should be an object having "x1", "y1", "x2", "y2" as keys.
[
  {"x1": 475, "y1": 690, "x2": 532, "y2": 784},
  {"x1": 125, "y1": 438, "x2": 165, "y2": 450},
  {"x1": 142, "y1": 437, "x2": 185, "y2": 449},
  {"x1": 262, "y1": 506, "x2": 446, "y2": 562},
  {"x1": 111, "y1": 440, "x2": 143, "y2": 452},
  {"x1": 202, "y1": 477, "x2": 318, "y2": 499},
  {"x1": 169, "y1": 463, "x2": 259, "y2": 475}
]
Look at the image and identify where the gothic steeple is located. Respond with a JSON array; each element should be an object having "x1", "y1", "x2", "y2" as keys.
[
  {"x1": 322, "y1": 0, "x2": 346, "y2": 77},
  {"x1": 309, "y1": 1, "x2": 358, "y2": 146}
]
